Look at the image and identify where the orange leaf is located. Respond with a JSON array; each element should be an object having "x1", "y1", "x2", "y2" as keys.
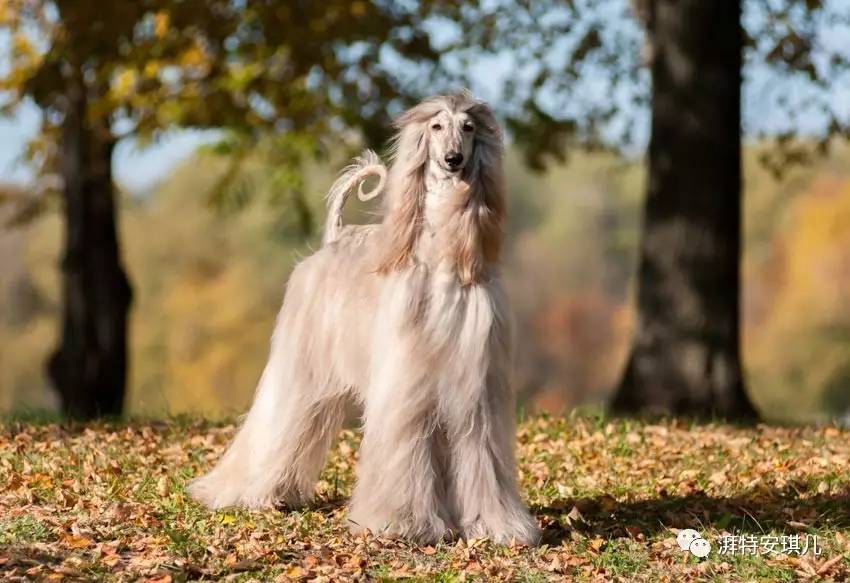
[{"x1": 62, "y1": 535, "x2": 94, "y2": 549}]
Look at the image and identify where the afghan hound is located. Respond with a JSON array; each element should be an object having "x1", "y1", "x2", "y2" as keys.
[{"x1": 188, "y1": 92, "x2": 540, "y2": 545}]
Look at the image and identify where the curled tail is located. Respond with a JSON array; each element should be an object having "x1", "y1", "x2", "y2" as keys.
[{"x1": 323, "y1": 150, "x2": 387, "y2": 245}]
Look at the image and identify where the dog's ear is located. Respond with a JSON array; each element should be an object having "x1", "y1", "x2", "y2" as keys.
[
  {"x1": 470, "y1": 101, "x2": 505, "y2": 210},
  {"x1": 375, "y1": 104, "x2": 433, "y2": 275},
  {"x1": 451, "y1": 100, "x2": 505, "y2": 284},
  {"x1": 392, "y1": 96, "x2": 446, "y2": 130},
  {"x1": 376, "y1": 95, "x2": 506, "y2": 282}
]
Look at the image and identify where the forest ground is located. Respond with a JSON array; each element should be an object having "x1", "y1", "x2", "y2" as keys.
[{"x1": 2, "y1": 413, "x2": 849, "y2": 582}]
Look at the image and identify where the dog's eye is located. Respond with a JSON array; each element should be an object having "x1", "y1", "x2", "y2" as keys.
[
  {"x1": 431, "y1": 123, "x2": 442, "y2": 131},
  {"x1": 462, "y1": 123, "x2": 474, "y2": 132}
]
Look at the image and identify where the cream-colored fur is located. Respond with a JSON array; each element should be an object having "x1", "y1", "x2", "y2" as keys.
[{"x1": 188, "y1": 93, "x2": 540, "y2": 546}]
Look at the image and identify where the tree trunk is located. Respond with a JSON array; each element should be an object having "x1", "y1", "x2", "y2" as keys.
[
  {"x1": 611, "y1": 0, "x2": 758, "y2": 419},
  {"x1": 47, "y1": 75, "x2": 133, "y2": 419}
]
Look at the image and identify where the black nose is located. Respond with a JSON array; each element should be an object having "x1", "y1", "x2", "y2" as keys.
[{"x1": 445, "y1": 152, "x2": 464, "y2": 167}]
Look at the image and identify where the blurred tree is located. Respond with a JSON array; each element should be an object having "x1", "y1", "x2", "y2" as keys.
[
  {"x1": 429, "y1": 0, "x2": 848, "y2": 419},
  {"x1": 609, "y1": 0, "x2": 846, "y2": 418},
  {"x1": 0, "y1": 0, "x2": 437, "y2": 418},
  {"x1": 3, "y1": 0, "x2": 848, "y2": 419},
  {"x1": 610, "y1": 0, "x2": 758, "y2": 418}
]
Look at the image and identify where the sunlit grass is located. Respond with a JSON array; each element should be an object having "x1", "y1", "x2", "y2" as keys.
[{"x1": 1, "y1": 412, "x2": 849, "y2": 581}]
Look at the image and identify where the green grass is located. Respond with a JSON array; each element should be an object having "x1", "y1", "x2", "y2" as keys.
[{"x1": 1, "y1": 412, "x2": 849, "y2": 581}]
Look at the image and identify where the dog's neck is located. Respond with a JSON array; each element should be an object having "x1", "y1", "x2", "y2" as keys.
[
  {"x1": 414, "y1": 159, "x2": 466, "y2": 268},
  {"x1": 423, "y1": 159, "x2": 462, "y2": 229},
  {"x1": 424, "y1": 160, "x2": 462, "y2": 196}
]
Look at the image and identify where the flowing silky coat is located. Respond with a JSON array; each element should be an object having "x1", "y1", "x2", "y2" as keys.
[{"x1": 189, "y1": 93, "x2": 540, "y2": 545}]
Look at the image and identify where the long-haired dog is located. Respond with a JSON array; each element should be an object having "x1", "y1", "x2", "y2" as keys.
[{"x1": 188, "y1": 92, "x2": 540, "y2": 545}]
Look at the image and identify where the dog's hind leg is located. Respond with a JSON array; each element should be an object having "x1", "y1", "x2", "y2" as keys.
[{"x1": 188, "y1": 302, "x2": 346, "y2": 510}]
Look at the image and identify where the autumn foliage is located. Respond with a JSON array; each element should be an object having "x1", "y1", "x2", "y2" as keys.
[{"x1": 1, "y1": 143, "x2": 849, "y2": 420}]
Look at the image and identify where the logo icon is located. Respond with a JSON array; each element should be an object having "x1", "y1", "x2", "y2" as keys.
[{"x1": 676, "y1": 529, "x2": 711, "y2": 558}]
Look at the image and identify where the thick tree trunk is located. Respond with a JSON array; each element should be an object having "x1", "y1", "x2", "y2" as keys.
[
  {"x1": 47, "y1": 76, "x2": 132, "y2": 419},
  {"x1": 611, "y1": 0, "x2": 758, "y2": 419}
]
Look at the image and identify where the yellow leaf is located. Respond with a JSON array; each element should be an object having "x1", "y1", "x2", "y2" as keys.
[
  {"x1": 219, "y1": 513, "x2": 236, "y2": 525},
  {"x1": 143, "y1": 61, "x2": 160, "y2": 78},
  {"x1": 154, "y1": 11, "x2": 170, "y2": 38},
  {"x1": 111, "y1": 69, "x2": 137, "y2": 100},
  {"x1": 62, "y1": 534, "x2": 94, "y2": 549},
  {"x1": 180, "y1": 44, "x2": 207, "y2": 68},
  {"x1": 12, "y1": 33, "x2": 34, "y2": 57}
]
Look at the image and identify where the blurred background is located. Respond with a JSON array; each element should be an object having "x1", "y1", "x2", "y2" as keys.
[{"x1": 1, "y1": 0, "x2": 849, "y2": 422}]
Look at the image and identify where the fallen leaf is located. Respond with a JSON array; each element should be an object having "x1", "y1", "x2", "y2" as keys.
[{"x1": 61, "y1": 535, "x2": 94, "y2": 549}]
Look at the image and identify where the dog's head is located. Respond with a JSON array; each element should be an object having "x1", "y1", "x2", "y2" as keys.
[
  {"x1": 377, "y1": 92, "x2": 506, "y2": 284},
  {"x1": 427, "y1": 107, "x2": 475, "y2": 175},
  {"x1": 390, "y1": 92, "x2": 502, "y2": 182}
]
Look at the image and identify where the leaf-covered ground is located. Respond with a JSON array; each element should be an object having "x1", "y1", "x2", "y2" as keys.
[{"x1": 2, "y1": 413, "x2": 850, "y2": 582}]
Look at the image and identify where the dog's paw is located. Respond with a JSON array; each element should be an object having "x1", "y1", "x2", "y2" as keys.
[
  {"x1": 187, "y1": 475, "x2": 228, "y2": 509},
  {"x1": 463, "y1": 512, "x2": 541, "y2": 546},
  {"x1": 187, "y1": 472, "x2": 294, "y2": 511},
  {"x1": 348, "y1": 512, "x2": 455, "y2": 544}
]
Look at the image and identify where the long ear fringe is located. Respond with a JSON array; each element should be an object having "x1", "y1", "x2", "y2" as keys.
[
  {"x1": 447, "y1": 145, "x2": 506, "y2": 286},
  {"x1": 375, "y1": 175, "x2": 425, "y2": 274},
  {"x1": 376, "y1": 94, "x2": 506, "y2": 282},
  {"x1": 446, "y1": 98, "x2": 506, "y2": 285},
  {"x1": 375, "y1": 114, "x2": 430, "y2": 274}
]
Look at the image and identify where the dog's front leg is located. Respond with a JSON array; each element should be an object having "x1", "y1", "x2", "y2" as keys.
[
  {"x1": 448, "y1": 369, "x2": 541, "y2": 546},
  {"x1": 348, "y1": 346, "x2": 455, "y2": 543},
  {"x1": 350, "y1": 294, "x2": 453, "y2": 542}
]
